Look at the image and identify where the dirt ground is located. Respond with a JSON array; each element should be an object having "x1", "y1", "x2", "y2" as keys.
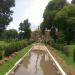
[{"x1": 47, "y1": 45, "x2": 75, "y2": 75}]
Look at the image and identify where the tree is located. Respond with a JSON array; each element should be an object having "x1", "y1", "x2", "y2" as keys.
[
  {"x1": 0, "y1": 0, "x2": 15, "y2": 37},
  {"x1": 19, "y1": 19, "x2": 31, "y2": 39},
  {"x1": 3, "y1": 29, "x2": 18, "y2": 41},
  {"x1": 50, "y1": 26, "x2": 57, "y2": 42},
  {"x1": 18, "y1": 32, "x2": 25, "y2": 39},
  {"x1": 43, "y1": 0, "x2": 67, "y2": 29},
  {"x1": 40, "y1": 0, "x2": 67, "y2": 42},
  {"x1": 40, "y1": 22, "x2": 46, "y2": 35},
  {"x1": 71, "y1": 0, "x2": 75, "y2": 4},
  {"x1": 55, "y1": 4, "x2": 75, "y2": 44}
]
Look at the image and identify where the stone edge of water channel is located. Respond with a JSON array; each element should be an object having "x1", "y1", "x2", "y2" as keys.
[
  {"x1": 5, "y1": 45, "x2": 34, "y2": 75},
  {"x1": 44, "y1": 45, "x2": 67, "y2": 75}
]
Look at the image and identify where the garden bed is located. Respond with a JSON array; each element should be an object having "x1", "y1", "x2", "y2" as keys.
[{"x1": 0, "y1": 44, "x2": 32, "y2": 75}]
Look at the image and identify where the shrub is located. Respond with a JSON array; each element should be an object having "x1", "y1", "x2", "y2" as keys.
[
  {"x1": 0, "y1": 45, "x2": 6, "y2": 60},
  {"x1": 51, "y1": 43, "x2": 64, "y2": 51},
  {"x1": 5, "y1": 40, "x2": 29, "y2": 57},
  {"x1": 0, "y1": 51, "x2": 2, "y2": 60},
  {"x1": 63, "y1": 46, "x2": 69, "y2": 57},
  {"x1": 73, "y1": 49, "x2": 75, "y2": 62},
  {"x1": 0, "y1": 40, "x2": 33, "y2": 59}
]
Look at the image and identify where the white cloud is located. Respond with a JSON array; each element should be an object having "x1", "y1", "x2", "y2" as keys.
[{"x1": 25, "y1": 0, "x2": 49, "y2": 23}]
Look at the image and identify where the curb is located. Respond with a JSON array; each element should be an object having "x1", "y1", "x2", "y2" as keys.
[
  {"x1": 44, "y1": 45, "x2": 67, "y2": 75},
  {"x1": 5, "y1": 45, "x2": 34, "y2": 75}
]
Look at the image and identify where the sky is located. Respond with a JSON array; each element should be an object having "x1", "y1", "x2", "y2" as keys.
[{"x1": 7, "y1": 0, "x2": 72, "y2": 31}]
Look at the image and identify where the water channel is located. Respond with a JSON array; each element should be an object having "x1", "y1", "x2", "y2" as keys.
[{"x1": 9, "y1": 49, "x2": 58, "y2": 75}]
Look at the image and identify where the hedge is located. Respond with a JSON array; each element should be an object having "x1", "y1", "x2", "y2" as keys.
[
  {"x1": 0, "y1": 44, "x2": 7, "y2": 60},
  {"x1": 0, "y1": 40, "x2": 32, "y2": 59}
]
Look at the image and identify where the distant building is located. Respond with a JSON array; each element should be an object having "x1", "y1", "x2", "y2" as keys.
[{"x1": 31, "y1": 29, "x2": 51, "y2": 41}]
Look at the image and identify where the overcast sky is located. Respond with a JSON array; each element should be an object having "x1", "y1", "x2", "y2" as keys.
[{"x1": 7, "y1": 0, "x2": 72, "y2": 31}]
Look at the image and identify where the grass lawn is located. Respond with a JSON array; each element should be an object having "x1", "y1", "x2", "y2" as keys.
[
  {"x1": 0, "y1": 44, "x2": 32, "y2": 75},
  {"x1": 57, "y1": 45, "x2": 75, "y2": 68}
]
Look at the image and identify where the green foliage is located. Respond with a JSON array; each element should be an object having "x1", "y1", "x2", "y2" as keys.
[
  {"x1": 3, "y1": 29, "x2": 18, "y2": 41},
  {"x1": 51, "y1": 39, "x2": 69, "y2": 57},
  {"x1": 0, "y1": 45, "x2": 6, "y2": 60},
  {"x1": 18, "y1": 32, "x2": 25, "y2": 39},
  {"x1": 0, "y1": 0, "x2": 15, "y2": 40},
  {"x1": 40, "y1": 0, "x2": 75, "y2": 45},
  {"x1": 19, "y1": 19, "x2": 31, "y2": 39},
  {"x1": 63, "y1": 46, "x2": 69, "y2": 57},
  {"x1": 40, "y1": 0, "x2": 67, "y2": 42},
  {"x1": 0, "y1": 44, "x2": 7, "y2": 51},
  {"x1": 0, "y1": 45, "x2": 32, "y2": 75},
  {"x1": 51, "y1": 38, "x2": 64, "y2": 50},
  {"x1": 55, "y1": 4, "x2": 75, "y2": 29},
  {"x1": 40, "y1": 22, "x2": 45, "y2": 35},
  {"x1": 0, "y1": 0, "x2": 15, "y2": 30},
  {"x1": 51, "y1": 43, "x2": 64, "y2": 51},
  {"x1": 71, "y1": 0, "x2": 75, "y2": 4},
  {"x1": 73, "y1": 49, "x2": 75, "y2": 62},
  {"x1": 0, "y1": 40, "x2": 32, "y2": 59},
  {"x1": 55, "y1": 4, "x2": 75, "y2": 44},
  {"x1": 42, "y1": 0, "x2": 66, "y2": 29},
  {"x1": 57, "y1": 45, "x2": 75, "y2": 68},
  {"x1": 4, "y1": 40, "x2": 29, "y2": 57},
  {"x1": 0, "y1": 43, "x2": 7, "y2": 60},
  {"x1": 50, "y1": 27, "x2": 57, "y2": 42}
]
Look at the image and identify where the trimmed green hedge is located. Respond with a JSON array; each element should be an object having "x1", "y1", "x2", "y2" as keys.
[
  {"x1": 0, "y1": 44, "x2": 7, "y2": 60},
  {"x1": 0, "y1": 40, "x2": 32, "y2": 59}
]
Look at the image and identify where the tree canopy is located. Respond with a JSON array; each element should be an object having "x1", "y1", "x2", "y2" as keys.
[
  {"x1": 40, "y1": 0, "x2": 75, "y2": 44},
  {"x1": 19, "y1": 19, "x2": 31, "y2": 39},
  {"x1": 40, "y1": 0, "x2": 67, "y2": 42},
  {"x1": 41, "y1": 0, "x2": 67, "y2": 30},
  {"x1": 55, "y1": 4, "x2": 75, "y2": 30},
  {"x1": 0, "y1": 0, "x2": 15, "y2": 31},
  {"x1": 71, "y1": 0, "x2": 75, "y2": 4},
  {"x1": 54, "y1": 4, "x2": 75, "y2": 44}
]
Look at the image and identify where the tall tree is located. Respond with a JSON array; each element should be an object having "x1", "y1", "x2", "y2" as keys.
[
  {"x1": 40, "y1": 0, "x2": 67, "y2": 42},
  {"x1": 55, "y1": 4, "x2": 75, "y2": 44},
  {"x1": 43, "y1": 0, "x2": 67, "y2": 29},
  {"x1": 0, "y1": 0, "x2": 15, "y2": 33},
  {"x1": 40, "y1": 21, "x2": 46, "y2": 35},
  {"x1": 19, "y1": 19, "x2": 31, "y2": 39},
  {"x1": 71, "y1": 0, "x2": 75, "y2": 4}
]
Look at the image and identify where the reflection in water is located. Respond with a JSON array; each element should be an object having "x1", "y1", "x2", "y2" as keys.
[
  {"x1": 26, "y1": 52, "x2": 43, "y2": 75},
  {"x1": 40, "y1": 52, "x2": 58, "y2": 75},
  {"x1": 14, "y1": 50, "x2": 58, "y2": 75},
  {"x1": 35, "y1": 52, "x2": 39, "y2": 73},
  {"x1": 22, "y1": 53, "x2": 30, "y2": 68}
]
